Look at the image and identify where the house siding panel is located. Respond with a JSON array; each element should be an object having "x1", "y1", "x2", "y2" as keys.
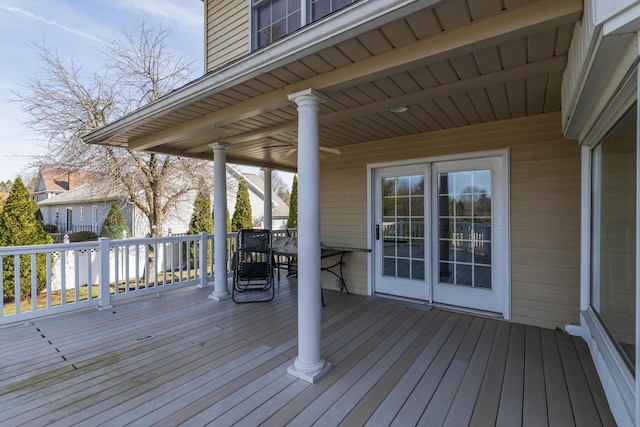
[
  {"x1": 320, "y1": 112, "x2": 580, "y2": 329},
  {"x1": 205, "y1": 0, "x2": 250, "y2": 73}
]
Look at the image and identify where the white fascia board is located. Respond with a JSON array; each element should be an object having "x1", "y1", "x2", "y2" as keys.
[
  {"x1": 602, "y1": 1, "x2": 640, "y2": 35},
  {"x1": 83, "y1": 0, "x2": 442, "y2": 145}
]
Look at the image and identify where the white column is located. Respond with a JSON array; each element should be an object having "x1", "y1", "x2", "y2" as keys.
[
  {"x1": 262, "y1": 167, "x2": 273, "y2": 230},
  {"x1": 286, "y1": 88, "x2": 331, "y2": 383},
  {"x1": 209, "y1": 143, "x2": 231, "y2": 301}
]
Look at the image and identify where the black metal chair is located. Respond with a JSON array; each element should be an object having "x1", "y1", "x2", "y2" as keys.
[{"x1": 232, "y1": 229, "x2": 274, "y2": 303}]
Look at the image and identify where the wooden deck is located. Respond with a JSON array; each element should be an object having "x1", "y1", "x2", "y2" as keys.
[{"x1": 0, "y1": 280, "x2": 616, "y2": 426}]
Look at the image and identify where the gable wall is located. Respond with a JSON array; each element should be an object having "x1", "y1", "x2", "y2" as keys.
[
  {"x1": 205, "y1": 0, "x2": 250, "y2": 73},
  {"x1": 319, "y1": 112, "x2": 581, "y2": 330}
]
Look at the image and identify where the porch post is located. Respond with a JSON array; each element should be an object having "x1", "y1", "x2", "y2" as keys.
[
  {"x1": 287, "y1": 88, "x2": 331, "y2": 383},
  {"x1": 262, "y1": 167, "x2": 272, "y2": 230},
  {"x1": 209, "y1": 143, "x2": 231, "y2": 301}
]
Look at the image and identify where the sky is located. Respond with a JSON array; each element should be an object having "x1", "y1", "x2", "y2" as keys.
[{"x1": 0, "y1": 0, "x2": 205, "y2": 183}]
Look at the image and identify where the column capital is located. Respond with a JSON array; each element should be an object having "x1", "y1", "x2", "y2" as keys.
[
  {"x1": 287, "y1": 88, "x2": 326, "y2": 105},
  {"x1": 260, "y1": 167, "x2": 273, "y2": 173},
  {"x1": 208, "y1": 142, "x2": 230, "y2": 151}
]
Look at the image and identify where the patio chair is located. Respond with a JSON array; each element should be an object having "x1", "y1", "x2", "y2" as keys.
[{"x1": 232, "y1": 229, "x2": 274, "y2": 303}]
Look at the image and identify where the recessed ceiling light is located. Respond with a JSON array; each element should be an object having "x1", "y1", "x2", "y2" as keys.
[{"x1": 390, "y1": 106, "x2": 409, "y2": 113}]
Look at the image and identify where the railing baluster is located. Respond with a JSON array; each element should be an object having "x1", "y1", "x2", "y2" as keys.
[
  {"x1": 14, "y1": 254, "x2": 20, "y2": 315},
  {"x1": 46, "y1": 253, "x2": 52, "y2": 308},
  {"x1": 30, "y1": 253, "x2": 37, "y2": 312},
  {"x1": 74, "y1": 250, "x2": 80, "y2": 303}
]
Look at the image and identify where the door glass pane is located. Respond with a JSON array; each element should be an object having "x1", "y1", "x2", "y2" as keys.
[
  {"x1": 437, "y1": 170, "x2": 492, "y2": 289},
  {"x1": 591, "y1": 106, "x2": 636, "y2": 370},
  {"x1": 381, "y1": 174, "x2": 425, "y2": 281}
]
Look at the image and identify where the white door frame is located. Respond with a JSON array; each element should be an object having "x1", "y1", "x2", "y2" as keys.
[{"x1": 367, "y1": 149, "x2": 511, "y2": 319}]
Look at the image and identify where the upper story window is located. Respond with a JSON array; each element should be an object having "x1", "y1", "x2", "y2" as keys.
[{"x1": 253, "y1": 0, "x2": 357, "y2": 49}]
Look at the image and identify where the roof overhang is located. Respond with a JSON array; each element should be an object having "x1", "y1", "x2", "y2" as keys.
[{"x1": 83, "y1": 0, "x2": 583, "y2": 172}]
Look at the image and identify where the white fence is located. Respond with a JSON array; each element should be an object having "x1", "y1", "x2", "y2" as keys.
[{"x1": 0, "y1": 232, "x2": 242, "y2": 325}]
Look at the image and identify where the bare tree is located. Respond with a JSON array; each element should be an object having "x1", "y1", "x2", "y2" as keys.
[
  {"x1": 260, "y1": 170, "x2": 291, "y2": 205},
  {"x1": 15, "y1": 22, "x2": 210, "y2": 237}
]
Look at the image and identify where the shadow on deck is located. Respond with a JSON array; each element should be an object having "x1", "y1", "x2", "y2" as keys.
[{"x1": 0, "y1": 279, "x2": 615, "y2": 426}]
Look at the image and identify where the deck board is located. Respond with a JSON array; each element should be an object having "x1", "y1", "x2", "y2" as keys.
[{"x1": 0, "y1": 281, "x2": 615, "y2": 426}]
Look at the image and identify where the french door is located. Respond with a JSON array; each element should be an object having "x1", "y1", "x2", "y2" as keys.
[
  {"x1": 372, "y1": 153, "x2": 508, "y2": 316},
  {"x1": 373, "y1": 164, "x2": 430, "y2": 300}
]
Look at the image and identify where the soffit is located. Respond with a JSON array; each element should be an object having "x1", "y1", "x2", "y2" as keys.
[{"x1": 86, "y1": 0, "x2": 582, "y2": 172}]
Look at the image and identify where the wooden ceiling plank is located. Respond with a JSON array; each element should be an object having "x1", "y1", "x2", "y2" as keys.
[
  {"x1": 505, "y1": 79, "x2": 527, "y2": 117},
  {"x1": 428, "y1": 60, "x2": 459, "y2": 85},
  {"x1": 388, "y1": 71, "x2": 422, "y2": 94},
  {"x1": 283, "y1": 61, "x2": 318, "y2": 80},
  {"x1": 527, "y1": 28, "x2": 557, "y2": 62},
  {"x1": 335, "y1": 38, "x2": 372, "y2": 62},
  {"x1": 371, "y1": 76, "x2": 406, "y2": 98},
  {"x1": 526, "y1": 73, "x2": 548, "y2": 115},
  {"x1": 468, "y1": 0, "x2": 503, "y2": 20},
  {"x1": 450, "y1": 53, "x2": 481, "y2": 80},
  {"x1": 317, "y1": 46, "x2": 353, "y2": 69},
  {"x1": 356, "y1": 29, "x2": 394, "y2": 56},
  {"x1": 555, "y1": 23, "x2": 574, "y2": 55},
  {"x1": 421, "y1": 100, "x2": 456, "y2": 129},
  {"x1": 254, "y1": 74, "x2": 288, "y2": 89},
  {"x1": 230, "y1": 84, "x2": 263, "y2": 98},
  {"x1": 299, "y1": 54, "x2": 335, "y2": 74},
  {"x1": 407, "y1": 67, "x2": 440, "y2": 90},
  {"x1": 485, "y1": 85, "x2": 511, "y2": 120},
  {"x1": 242, "y1": 78, "x2": 277, "y2": 93},
  {"x1": 380, "y1": 19, "x2": 418, "y2": 48},
  {"x1": 544, "y1": 70, "x2": 563, "y2": 112},
  {"x1": 473, "y1": 46, "x2": 503, "y2": 74},
  {"x1": 467, "y1": 88, "x2": 497, "y2": 122},
  {"x1": 405, "y1": 8, "x2": 442, "y2": 39},
  {"x1": 376, "y1": 110, "x2": 424, "y2": 135},
  {"x1": 434, "y1": 97, "x2": 468, "y2": 127},
  {"x1": 408, "y1": 105, "x2": 443, "y2": 131},
  {"x1": 352, "y1": 81, "x2": 389, "y2": 101},
  {"x1": 390, "y1": 109, "x2": 432, "y2": 133},
  {"x1": 434, "y1": 0, "x2": 471, "y2": 30},
  {"x1": 499, "y1": 38, "x2": 528, "y2": 68},
  {"x1": 270, "y1": 67, "x2": 305, "y2": 84},
  {"x1": 341, "y1": 86, "x2": 377, "y2": 105},
  {"x1": 450, "y1": 92, "x2": 483, "y2": 125}
]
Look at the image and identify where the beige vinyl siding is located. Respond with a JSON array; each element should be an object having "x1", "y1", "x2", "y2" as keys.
[
  {"x1": 205, "y1": 0, "x2": 250, "y2": 73},
  {"x1": 320, "y1": 112, "x2": 581, "y2": 330}
]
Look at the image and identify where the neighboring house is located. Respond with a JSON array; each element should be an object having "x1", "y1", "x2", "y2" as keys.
[
  {"x1": 227, "y1": 165, "x2": 290, "y2": 230},
  {"x1": 31, "y1": 166, "x2": 93, "y2": 202},
  {"x1": 38, "y1": 183, "x2": 134, "y2": 236},
  {"x1": 37, "y1": 167, "x2": 288, "y2": 237},
  {"x1": 83, "y1": 0, "x2": 640, "y2": 423}
]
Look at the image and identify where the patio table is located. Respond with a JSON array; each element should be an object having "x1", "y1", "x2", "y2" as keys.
[{"x1": 271, "y1": 237, "x2": 370, "y2": 303}]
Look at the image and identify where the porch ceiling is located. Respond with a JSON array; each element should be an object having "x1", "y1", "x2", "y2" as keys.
[{"x1": 83, "y1": 0, "x2": 582, "y2": 172}]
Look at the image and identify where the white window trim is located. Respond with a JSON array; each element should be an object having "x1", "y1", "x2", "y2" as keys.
[{"x1": 577, "y1": 69, "x2": 639, "y2": 427}]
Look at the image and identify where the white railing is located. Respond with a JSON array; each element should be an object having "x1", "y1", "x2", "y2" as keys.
[{"x1": 0, "y1": 232, "x2": 242, "y2": 325}]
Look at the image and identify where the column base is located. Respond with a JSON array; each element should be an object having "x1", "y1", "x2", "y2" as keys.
[
  {"x1": 208, "y1": 292, "x2": 231, "y2": 301},
  {"x1": 287, "y1": 357, "x2": 331, "y2": 384}
]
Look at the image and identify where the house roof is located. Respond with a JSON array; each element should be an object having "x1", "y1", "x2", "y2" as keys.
[
  {"x1": 83, "y1": 0, "x2": 582, "y2": 170},
  {"x1": 243, "y1": 173, "x2": 290, "y2": 218},
  {"x1": 226, "y1": 165, "x2": 290, "y2": 218},
  {"x1": 38, "y1": 183, "x2": 125, "y2": 206},
  {"x1": 36, "y1": 167, "x2": 95, "y2": 192}
]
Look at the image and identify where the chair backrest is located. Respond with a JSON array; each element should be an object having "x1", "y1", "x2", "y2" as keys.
[
  {"x1": 239, "y1": 229, "x2": 271, "y2": 253},
  {"x1": 237, "y1": 229, "x2": 271, "y2": 280}
]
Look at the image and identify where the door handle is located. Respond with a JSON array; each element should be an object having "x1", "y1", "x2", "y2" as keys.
[{"x1": 376, "y1": 224, "x2": 380, "y2": 240}]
